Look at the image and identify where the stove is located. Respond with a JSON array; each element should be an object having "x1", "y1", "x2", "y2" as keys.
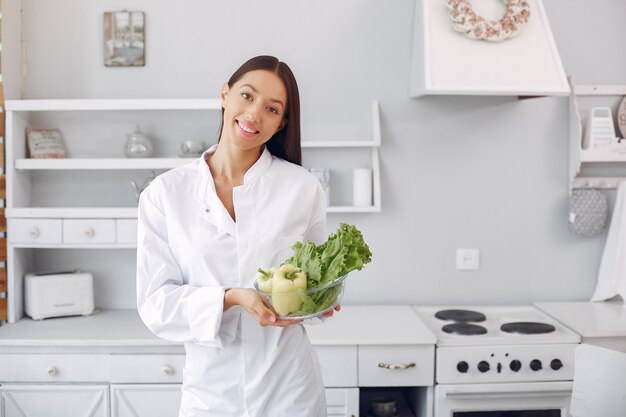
[{"x1": 414, "y1": 305, "x2": 581, "y2": 417}]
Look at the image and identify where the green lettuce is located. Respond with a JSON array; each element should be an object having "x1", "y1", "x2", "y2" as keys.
[{"x1": 284, "y1": 223, "x2": 372, "y2": 316}]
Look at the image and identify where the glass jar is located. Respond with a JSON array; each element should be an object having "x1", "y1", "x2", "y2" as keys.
[{"x1": 124, "y1": 125, "x2": 153, "y2": 158}]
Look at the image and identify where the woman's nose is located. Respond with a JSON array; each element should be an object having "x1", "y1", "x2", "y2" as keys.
[{"x1": 245, "y1": 102, "x2": 262, "y2": 122}]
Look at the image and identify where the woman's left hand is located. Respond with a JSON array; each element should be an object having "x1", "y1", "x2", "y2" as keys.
[{"x1": 322, "y1": 304, "x2": 341, "y2": 318}]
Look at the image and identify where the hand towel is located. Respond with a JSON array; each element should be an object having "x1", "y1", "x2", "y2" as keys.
[{"x1": 592, "y1": 181, "x2": 626, "y2": 301}]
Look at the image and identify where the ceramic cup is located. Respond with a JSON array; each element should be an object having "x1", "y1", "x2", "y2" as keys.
[
  {"x1": 180, "y1": 141, "x2": 205, "y2": 155},
  {"x1": 370, "y1": 397, "x2": 397, "y2": 417}
]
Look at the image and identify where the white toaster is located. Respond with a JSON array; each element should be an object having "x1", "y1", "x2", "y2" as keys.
[{"x1": 24, "y1": 271, "x2": 95, "y2": 320}]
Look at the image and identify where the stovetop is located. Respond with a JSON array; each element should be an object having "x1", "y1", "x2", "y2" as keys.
[
  {"x1": 414, "y1": 305, "x2": 581, "y2": 346},
  {"x1": 413, "y1": 306, "x2": 581, "y2": 384}
]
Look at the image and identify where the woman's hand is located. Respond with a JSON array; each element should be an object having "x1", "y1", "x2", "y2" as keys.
[
  {"x1": 322, "y1": 304, "x2": 341, "y2": 318},
  {"x1": 224, "y1": 288, "x2": 302, "y2": 327}
]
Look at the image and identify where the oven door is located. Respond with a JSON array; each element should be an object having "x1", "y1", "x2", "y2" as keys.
[{"x1": 435, "y1": 381, "x2": 573, "y2": 417}]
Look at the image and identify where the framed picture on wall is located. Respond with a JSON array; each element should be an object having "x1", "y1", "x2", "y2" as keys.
[{"x1": 103, "y1": 11, "x2": 145, "y2": 67}]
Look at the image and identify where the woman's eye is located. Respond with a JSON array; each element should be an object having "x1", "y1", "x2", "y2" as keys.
[
  {"x1": 267, "y1": 107, "x2": 279, "y2": 115},
  {"x1": 241, "y1": 92, "x2": 251, "y2": 100}
]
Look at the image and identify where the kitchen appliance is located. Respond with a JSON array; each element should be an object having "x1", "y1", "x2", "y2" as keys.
[
  {"x1": 25, "y1": 270, "x2": 95, "y2": 320},
  {"x1": 414, "y1": 306, "x2": 581, "y2": 417},
  {"x1": 584, "y1": 107, "x2": 616, "y2": 149}
]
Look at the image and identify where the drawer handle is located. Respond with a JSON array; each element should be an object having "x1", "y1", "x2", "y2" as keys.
[
  {"x1": 84, "y1": 227, "x2": 95, "y2": 237},
  {"x1": 162, "y1": 365, "x2": 173, "y2": 376},
  {"x1": 30, "y1": 227, "x2": 40, "y2": 238},
  {"x1": 378, "y1": 362, "x2": 416, "y2": 370},
  {"x1": 47, "y1": 366, "x2": 58, "y2": 376}
]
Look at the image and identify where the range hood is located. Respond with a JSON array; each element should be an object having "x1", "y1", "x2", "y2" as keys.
[{"x1": 410, "y1": 0, "x2": 570, "y2": 97}]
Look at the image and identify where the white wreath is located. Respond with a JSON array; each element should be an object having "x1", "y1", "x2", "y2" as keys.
[{"x1": 446, "y1": 0, "x2": 531, "y2": 42}]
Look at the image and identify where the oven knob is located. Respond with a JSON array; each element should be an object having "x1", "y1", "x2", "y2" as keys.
[
  {"x1": 456, "y1": 361, "x2": 469, "y2": 373},
  {"x1": 550, "y1": 359, "x2": 563, "y2": 370},
  {"x1": 477, "y1": 361, "x2": 490, "y2": 373},
  {"x1": 509, "y1": 360, "x2": 522, "y2": 372},
  {"x1": 530, "y1": 359, "x2": 542, "y2": 371}
]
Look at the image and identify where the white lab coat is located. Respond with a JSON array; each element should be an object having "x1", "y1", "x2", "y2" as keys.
[{"x1": 136, "y1": 145, "x2": 328, "y2": 417}]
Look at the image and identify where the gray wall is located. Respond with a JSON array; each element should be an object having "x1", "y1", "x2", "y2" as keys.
[{"x1": 7, "y1": 0, "x2": 626, "y2": 305}]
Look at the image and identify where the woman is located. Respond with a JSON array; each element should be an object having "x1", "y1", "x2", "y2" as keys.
[{"x1": 136, "y1": 55, "x2": 335, "y2": 416}]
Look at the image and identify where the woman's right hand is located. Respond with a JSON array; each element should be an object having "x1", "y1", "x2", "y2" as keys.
[{"x1": 224, "y1": 288, "x2": 303, "y2": 327}]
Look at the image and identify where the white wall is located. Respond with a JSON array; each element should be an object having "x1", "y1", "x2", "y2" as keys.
[{"x1": 5, "y1": 0, "x2": 626, "y2": 305}]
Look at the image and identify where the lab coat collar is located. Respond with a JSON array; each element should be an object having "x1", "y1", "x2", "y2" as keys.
[
  {"x1": 195, "y1": 144, "x2": 273, "y2": 201},
  {"x1": 194, "y1": 144, "x2": 273, "y2": 235}
]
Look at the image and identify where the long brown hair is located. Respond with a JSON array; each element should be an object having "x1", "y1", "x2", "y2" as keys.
[{"x1": 218, "y1": 55, "x2": 302, "y2": 166}]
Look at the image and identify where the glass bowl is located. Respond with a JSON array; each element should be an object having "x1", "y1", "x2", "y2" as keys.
[{"x1": 254, "y1": 274, "x2": 347, "y2": 320}]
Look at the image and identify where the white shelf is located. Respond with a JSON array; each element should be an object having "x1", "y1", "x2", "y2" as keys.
[
  {"x1": 568, "y1": 79, "x2": 626, "y2": 191},
  {"x1": 326, "y1": 205, "x2": 380, "y2": 213},
  {"x1": 15, "y1": 158, "x2": 196, "y2": 170},
  {"x1": 301, "y1": 140, "x2": 379, "y2": 148},
  {"x1": 5, "y1": 98, "x2": 221, "y2": 111},
  {"x1": 7, "y1": 205, "x2": 380, "y2": 218},
  {"x1": 580, "y1": 148, "x2": 626, "y2": 163},
  {"x1": 6, "y1": 207, "x2": 138, "y2": 219},
  {"x1": 4, "y1": 98, "x2": 383, "y2": 324}
]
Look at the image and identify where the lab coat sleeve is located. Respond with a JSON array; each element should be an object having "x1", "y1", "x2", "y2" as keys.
[{"x1": 136, "y1": 191, "x2": 232, "y2": 348}]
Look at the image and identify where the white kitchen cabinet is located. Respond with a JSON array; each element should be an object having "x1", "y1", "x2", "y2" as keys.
[
  {"x1": 325, "y1": 388, "x2": 359, "y2": 417},
  {"x1": 111, "y1": 384, "x2": 182, "y2": 417},
  {"x1": 4, "y1": 98, "x2": 382, "y2": 323},
  {"x1": 1, "y1": 384, "x2": 109, "y2": 417},
  {"x1": 568, "y1": 81, "x2": 626, "y2": 193}
]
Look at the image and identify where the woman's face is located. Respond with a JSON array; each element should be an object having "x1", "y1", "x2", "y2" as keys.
[{"x1": 220, "y1": 69, "x2": 287, "y2": 152}]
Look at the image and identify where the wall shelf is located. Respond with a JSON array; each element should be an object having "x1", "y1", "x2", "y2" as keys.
[
  {"x1": 4, "y1": 98, "x2": 383, "y2": 323},
  {"x1": 5, "y1": 99, "x2": 222, "y2": 111},
  {"x1": 568, "y1": 79, "x2": 626, "y2": 192}
]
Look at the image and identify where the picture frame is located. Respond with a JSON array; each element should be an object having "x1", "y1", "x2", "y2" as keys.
[
  {"x1": 103, "y1": 11, "x2": 145, "y2": 67},
  {"x1": 26, "y1": 128, "x2": 66, "y2": 158}
]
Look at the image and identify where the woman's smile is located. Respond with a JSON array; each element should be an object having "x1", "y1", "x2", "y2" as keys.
[{"x1": 236, "y1": 119, "x2": 260, "y2": 136}]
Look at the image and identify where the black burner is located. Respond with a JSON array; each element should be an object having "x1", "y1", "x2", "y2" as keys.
[
  {"x1": 500, "y1": 322, "x2": 556, "y2": 335},
  {"x1": 442, "y1": 323, "x2": 488, "y2": 336},
  {"x1": 435, "y1": 309, "x2": 486, "y2": 323}
]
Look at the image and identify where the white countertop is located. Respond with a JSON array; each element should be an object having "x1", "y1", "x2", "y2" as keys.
[
  {"x1": 535, "y1": 301, "x2": 626, "y2": 338},
  {"x1": 0, "y1": 305, "x2": 436, "y2": 348},
  {"x1": 0, "y1": 309, "x2": 174, "y2": 347},
  {"x1": 306, "y1": 305, "x2": 436, "y2": 345}
]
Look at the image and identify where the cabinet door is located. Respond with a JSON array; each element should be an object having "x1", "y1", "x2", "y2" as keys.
[
  {"x1": 111, "y1": 384, "x2": 182, "y2": 417},
  {"x1": 325, "y1": 388, "x2": 359, "y2": 417},
  {"x1": 1, "y1": 384, "x2": 109, "y2": 417}
]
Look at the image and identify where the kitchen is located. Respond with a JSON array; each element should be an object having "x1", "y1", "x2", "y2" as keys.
[{"x1": 0, "y1": 0, "x2": 626, "y2": 416}]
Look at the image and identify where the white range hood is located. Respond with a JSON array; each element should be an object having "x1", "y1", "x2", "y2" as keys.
[{"x1": 410, "y1": 0, "x2": 570, "y2": 97}]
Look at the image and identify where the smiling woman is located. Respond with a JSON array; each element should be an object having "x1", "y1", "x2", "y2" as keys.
[
  {"x1": 136, "y1": 55, "x2": 333, "y2": 417},
  {"x1": 218, "y1": 55, "x2": 302, "y2": 166}
]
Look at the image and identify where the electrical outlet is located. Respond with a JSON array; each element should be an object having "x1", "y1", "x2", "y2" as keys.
[{"x1": 456, "y1": 248, "x2": 480, "y2": 271}]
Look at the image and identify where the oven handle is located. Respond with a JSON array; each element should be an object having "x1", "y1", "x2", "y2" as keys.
[{"x1": 446, "y1": 388, "x2": 572, "y2": 400}]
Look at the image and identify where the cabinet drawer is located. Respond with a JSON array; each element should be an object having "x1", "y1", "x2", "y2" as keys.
[
  {"x1": 358, "y1": 345, "x2": 434, "y2": 387},
  {"x1": 116, "y1": 219, "x2": 138, "y2": 244},
  {"x1": 8, "y1": 219, "x2": 62, "y2": 244},
  {"x1": 0, "y1": 354, "x2": 110, "y2": 382},
  {"x1": 111, "y1": 355, "x2": 186, "y2": 383},
  {"x1": 63, "y1": 219, "x2": 116, "y2": 244},
  {"x1": 315, "y1": 345, "x2": 357, "y2": 387}
]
